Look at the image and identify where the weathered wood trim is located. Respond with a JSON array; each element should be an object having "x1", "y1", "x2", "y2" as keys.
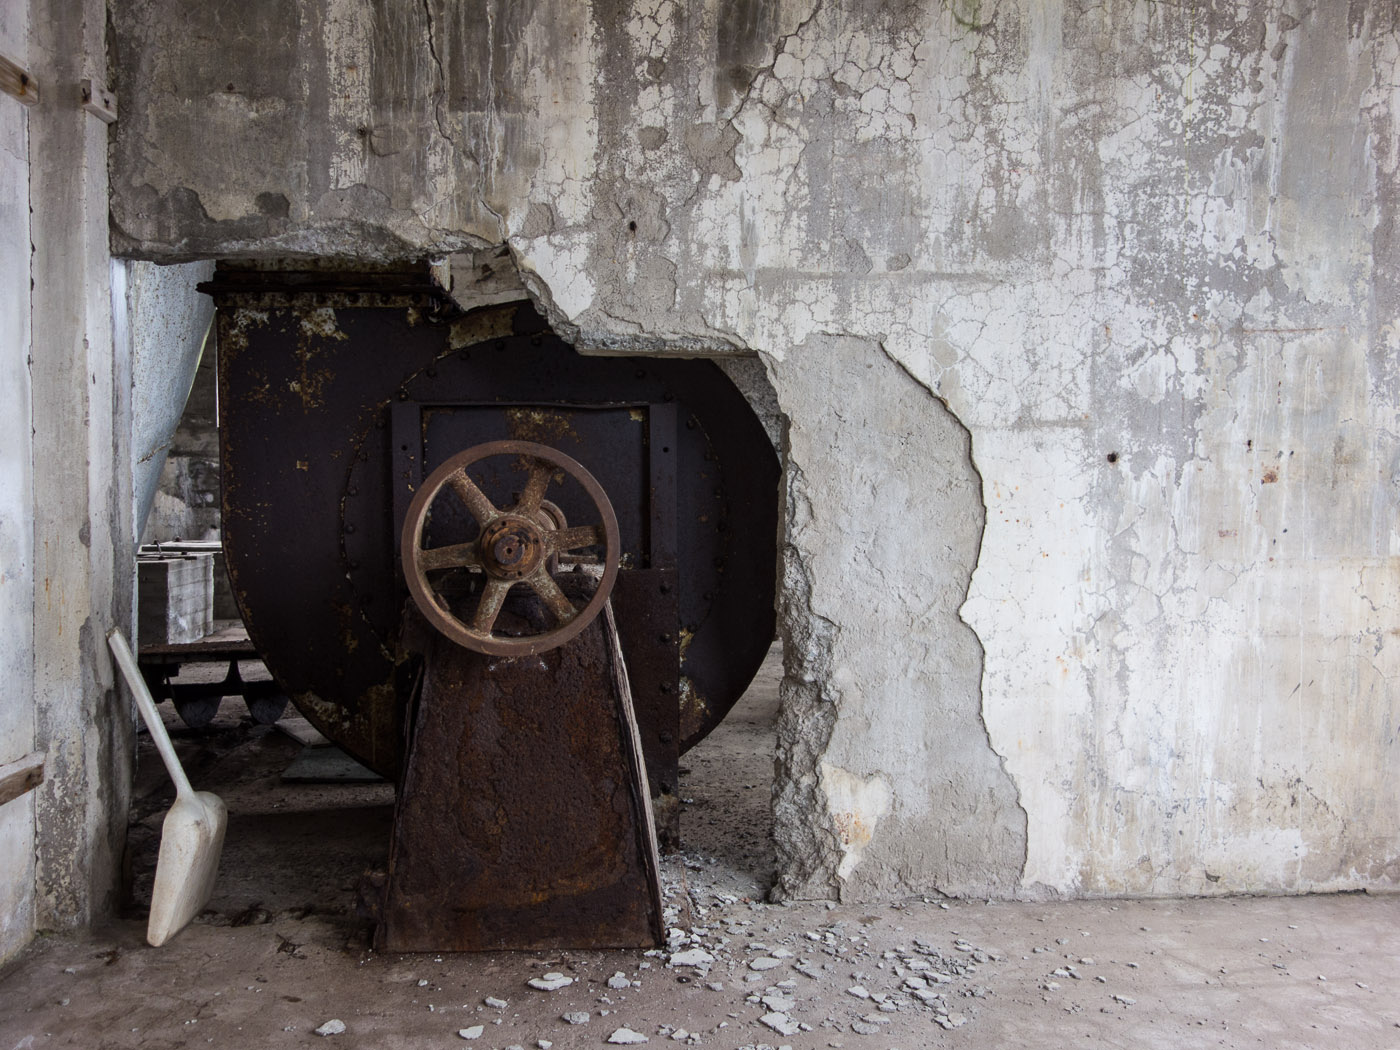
[
  {"x1": 0, "y1": 752, "x2": 45, "y2": 807},
  {"x1": 0, "y1": 55, "x2": 39, "y2": 106}
]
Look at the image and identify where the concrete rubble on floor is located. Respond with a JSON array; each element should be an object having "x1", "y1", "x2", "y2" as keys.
[{"x1": 2, "y1": 876, "x2": 1397, "y2": 1049}]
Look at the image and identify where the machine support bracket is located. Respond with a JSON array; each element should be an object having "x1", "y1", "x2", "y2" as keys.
[{"x1": 377, "y1": 599, "x2": 664, "y2": 951}]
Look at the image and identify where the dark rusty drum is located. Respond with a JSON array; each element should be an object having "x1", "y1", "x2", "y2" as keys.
[{"x1": 209, "y1": 267, "x2": 779, "y2": 830}]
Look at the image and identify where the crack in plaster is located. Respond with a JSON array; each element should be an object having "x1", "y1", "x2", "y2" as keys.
[{"x1": 108, "y1": 0, "x2": 1400, "y2": 898}]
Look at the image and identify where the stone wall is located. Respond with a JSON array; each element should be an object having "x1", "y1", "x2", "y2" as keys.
[{"x1": 109, "y1": 0, "x2": 1400, "y2": 898}]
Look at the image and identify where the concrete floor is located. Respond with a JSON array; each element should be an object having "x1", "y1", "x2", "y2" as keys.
[{"x1": 2, "y1": 648, "x2": 1398, "y2": 1049}]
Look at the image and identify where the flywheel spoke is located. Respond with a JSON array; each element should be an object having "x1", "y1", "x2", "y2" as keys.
[
  {"x1": 448, "y1": 470, "x2": 499, "y2": 524},
  {"x1": 514, "y1": 460, "x2": 553, "y2": 515},
  {"x1": 528, "y1": 570, "x2": 577, "y2": 624},
  {"x1": 418, "y1": 542, "x2": 481, "y2": 572},
  {"x1": 472, "y1": 578, "x2": 512, "y2": 633},
  {"x1": 548, "y1": 524, "x2": 604, "y2": 553}
]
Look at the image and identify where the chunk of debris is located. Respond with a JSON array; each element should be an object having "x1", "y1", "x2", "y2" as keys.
[
  {"x1": 749, "y1": 957, "x2": 782, "y2": 971},
  {"x1": 484, "y1": 997, "x2": 509, "y2": 1009},
  {"x1": 606, "y1": 1027, "x2": 649, "y2": 1044},
  {"x1": 846, "y1": 986, "x2": 870, "y2": 999},
  {"x1": 670, "y1": 948, "x2": 715, "y2": 969},
  {"x1": 314, "y1": 1019, "x2": 346, "y2": 1037},
  {"x1": 528, "y1": 973, "x2": 574, "y2": 991},
  {"x1": 759, "y1": 1012, "x2": 800, "y2": 1036},
  {"x1": 608, "y1": 972, "x2": 632, "y2": 989},
  {"x1": 562, "y1": 1012, "x2": 590, "y2": 1025},
  {"x1": 457, "y1": 1026, "x2": 484, "y2": 1040}
]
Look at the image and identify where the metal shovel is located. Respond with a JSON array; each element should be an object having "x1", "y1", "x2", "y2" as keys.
[{"x1": 108, "y1": 627, "x2": 227, "y2": 946}]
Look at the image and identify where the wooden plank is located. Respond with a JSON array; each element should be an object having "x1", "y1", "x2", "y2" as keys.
[
  {"x1": 0, "y1": 752, "x2": 44, "y2": 808},
  {"x1": 138, "y1": 638, "x2": 258, "y2": 659},
  {"x1": 0, "y1": 55, "x2": 39, "y2": 107},
  {"x1": 79, "y1": 78, "x2": 117, "y2": 124}
]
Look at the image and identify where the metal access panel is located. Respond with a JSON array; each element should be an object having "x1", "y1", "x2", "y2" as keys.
[{"x1": 391, "y1": 403, "x2": 671, "y2": 572}]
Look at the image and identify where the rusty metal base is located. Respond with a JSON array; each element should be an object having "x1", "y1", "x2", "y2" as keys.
[{"x1": 377, "y1": 604, "x2": 664, "y2": 952}]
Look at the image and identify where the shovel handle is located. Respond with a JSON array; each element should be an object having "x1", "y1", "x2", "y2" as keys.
[{"x1": 108, "y1": 628, "x2": 196, "y2": 802}]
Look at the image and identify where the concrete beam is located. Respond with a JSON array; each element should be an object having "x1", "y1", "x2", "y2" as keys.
[{"x1": 28, "y1": 0, "x2": 134, "y2": 929}]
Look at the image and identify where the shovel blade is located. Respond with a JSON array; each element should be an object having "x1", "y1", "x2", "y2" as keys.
[{"x1": 147, "y1": 790, "x2": 227, "y2": 946}]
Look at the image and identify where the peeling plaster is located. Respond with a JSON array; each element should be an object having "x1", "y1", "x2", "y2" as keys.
[
  {"x1": 110, "y1": 0, "x2": 1400, "y2": 898},
  {"x1": 820, "y1": 762, "x2": 893, "y2": 882}
]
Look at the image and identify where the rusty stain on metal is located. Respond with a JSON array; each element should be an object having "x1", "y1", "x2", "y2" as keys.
[
  {"x1": 505, "y1": 406, "x2": 582, "y2": 446},
  {"x1": 379, "y1": 602, "x2": 663, "y2": 951},
  {"x1": 286, "y1": 303, "x2": 350, "y2": 411},
  {"x1": 678, "y1": 675, "x2": 707, "y2": 745}
]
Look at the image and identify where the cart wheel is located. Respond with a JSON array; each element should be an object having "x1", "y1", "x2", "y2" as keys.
[
  {"x1": 243, "y1": 684, "x2": 289, "y2": 725},
  {"x1": 172, "y1": 694, "x2": 221, "y2": 728}
]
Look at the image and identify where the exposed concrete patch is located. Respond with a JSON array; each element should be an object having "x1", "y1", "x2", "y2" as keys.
[
  {"x1": 767, "y1": 335, "x2": 1024, "y2": 901},
  {"x1": 819, "y1": 761, "x2": 893, "y2": 881}
]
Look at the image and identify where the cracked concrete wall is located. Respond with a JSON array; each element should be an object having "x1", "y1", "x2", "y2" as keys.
[
  {"x1": 111, "y1": 0, "x2": 1400, "y2": 898},
  {"x1": 1, "y1": 0, "x2": 38, "y2": 966},
  {"x1": 24, "y1": 0, "x2": 136, "y2": 944},
  {"x1": 770, "y1": 335, "x2": 1023, "y2": 900}
]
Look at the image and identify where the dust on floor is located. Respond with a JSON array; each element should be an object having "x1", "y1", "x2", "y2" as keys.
[{"x1": 2, "y1": 646, "x2": 1398, "y2": 1049}]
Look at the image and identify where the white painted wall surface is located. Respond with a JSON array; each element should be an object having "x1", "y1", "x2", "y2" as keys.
[
  {"x1": 0, "y1": 0, "x2": 36, "y2": 964},
  {"x1": 520, "y1": 0, "x2": 1400, "y2": 897}
]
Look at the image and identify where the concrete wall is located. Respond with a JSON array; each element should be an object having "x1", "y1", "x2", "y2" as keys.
[
  {"x1": 0, "y1": 0, "x2": 38, "y2": 964},
  {"x1": 11, "y1": 0, "x2": 136, "y2": 955},
  {"x1": 4, "y1": 6, "x2": 225, "y2": 964},
  {"x1": 109, "y1": 0, "x2": 1400, "y2": 899}
]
